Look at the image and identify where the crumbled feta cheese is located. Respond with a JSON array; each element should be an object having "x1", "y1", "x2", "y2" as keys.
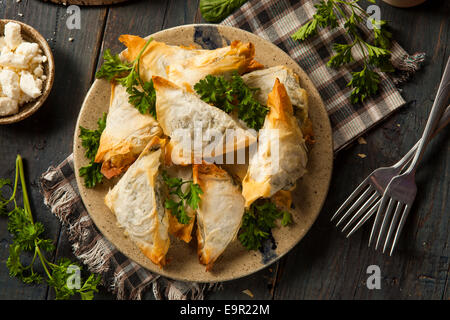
[
  {"x1": 0, "y1": 69, "x2": 20, "y2": 99},
  {"x1": 0, "y1": 22, "x2": 47, "y2": 117},
  {"x1": 31, "y1": 54, "x2": 46, "y2": 64},
  {"x1": 18, "y1": 91, "x2": 32, "y2": 105},
  {"x1": 0, "y1": 97, "x2": 19, "y2": 116},
  {"x1": 0, "y1": 52, "x2": 28, "y2": 69},
  {"x1": 19, "y1": 71, "x2": 41, "y2": 98},
  {"x1": 4, "y1": 22, "x2": 22, "y2": 50}
]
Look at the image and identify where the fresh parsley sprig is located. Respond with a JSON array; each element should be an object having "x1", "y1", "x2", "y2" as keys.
[
  {"x1": 96, "y1": 38, "x2": 157, "y2": 117},
  {"x1": 79, "y1": 112, "x2": 107, "y2": 188},
  {"x1": 194, "y1": 72, "x2": 268, "y2": 130},
  {"x1": 239, "y1": 199, "x2": 292, "y2": 251},
  {"x1": 162, "y1": 171, "x2": 203, "y2": 225},
  {"x1": 199, "y1": 0, "x2": 248, "y2": 23},
  {"x1": 291, "y1": 0, "x2": 393, "y2": 104},
  {"x1": 0, "y1": 155, "x2": 101, "y2": 300}
]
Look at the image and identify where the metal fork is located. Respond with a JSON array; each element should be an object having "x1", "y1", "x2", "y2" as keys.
[
  {"x1": 370, "y1": 57, "x2": 450, "y2": 255},
  {"x1": 331, "y1": 105, "x2": 450, "y2": 238}
]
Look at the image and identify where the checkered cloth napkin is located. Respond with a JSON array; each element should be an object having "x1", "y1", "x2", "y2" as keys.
[{"x1": 39, "y1": 0, "x2": 424, "y2": 300}]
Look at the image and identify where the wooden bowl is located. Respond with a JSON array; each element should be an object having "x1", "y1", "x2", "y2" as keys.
[{"x1": 0, "y1": 20, "x2": 55, "y2": 125}]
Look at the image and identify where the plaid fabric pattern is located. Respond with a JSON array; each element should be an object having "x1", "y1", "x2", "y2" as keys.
[
  {"x1": 222, "y1": 0, "x2": 423, "y2": 151},
  {"x1": 39, "y1": 155, "x2": 212, "y2": 300}
]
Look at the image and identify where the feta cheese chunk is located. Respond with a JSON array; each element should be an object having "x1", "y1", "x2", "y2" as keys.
[
  {"x1": 0, "y1": 97, "x2": 19, "y2": 116},
  {"x1": 0, "y1": 69, "x2": 20, "y2": 99},
  {"x1": 33, "y1": 65, "x2": 44, "y2": 77},
  {"x1": 4, "y1": 22, "x2": 22, "y2": 50},
  {"x1": 0, "y1": 52, "x2": 28, "y2": 69},
  {"x1": 19, "y1": 71, "x2": 42, "y2": 98}
]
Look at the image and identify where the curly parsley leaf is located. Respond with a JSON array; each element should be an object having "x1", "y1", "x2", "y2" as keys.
[
  {"x1": 238, "y1": 199, "x2": 293, "y2": 251},
  {"x1": 194, "y1": 74, "x2": 235, "y2": 113},
  {"x1": 79, "y1": 162, "x2": 104, "y2": 189},
  {"x1": 47, "y1": 258, "x2": 101, "y2": 300},
  {"x1": 79, "y1": 113, "x2": 107, "y2": 160},
  {"x1": 347, "y1": 66, "x2": 380, "y2": 104},
  {"x1": 1, "y1": 155, "x2": 101, "y2": 300},
  {"x1": 127, "y1": 80, "x2": 156, "y2": 117},
  {"x1": 95, "y1": 49, "x2": 133, "y2": 80},
  {"x1": 96, "y1": 38, "x2": 157, "y2": 117},
  {"x1": 162, "y1": 171, "x2": 203, "y2": 225},
  {"x1": 194, "y1": 72, "x2": 268, "y2": 130},
  {"x1": 291, "y1": 0, "x2": 393, "y2": 104}
]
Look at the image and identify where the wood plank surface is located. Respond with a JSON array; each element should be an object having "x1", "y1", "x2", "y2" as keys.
[
  {"x1": 0, "y1": 0, "x2": 448, "y2": 300},
  {"x1": 273, "y1": 0, "x2": 450, "y2": 300}
]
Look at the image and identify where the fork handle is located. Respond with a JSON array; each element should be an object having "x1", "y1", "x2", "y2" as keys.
[
  {"x1": 394, "y1": 104, "x2": 450, "y2": 169},
  {"x1": 405, "y1": 57, "x2": 450, "y2": 174}
]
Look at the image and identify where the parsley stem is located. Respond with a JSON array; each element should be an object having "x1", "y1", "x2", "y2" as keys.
[
  {"x1": 333, "y1": 2, "x2": 347, "y2": 20},
  {"x1": 35, "y1": 244, "x2": 53, "y2": 280},
  {"x1": 16, "y1": 155, "x2": 33, "y2": 223},
  {"x1": 135, "y1": 37, "x2": 153, "y2": 88},
  {"x1": 16, "y1": 155, "x2": 53, "y2": 280},
  {"x1": 9, "y1": 161, "x2": 20, "y2": 202}
]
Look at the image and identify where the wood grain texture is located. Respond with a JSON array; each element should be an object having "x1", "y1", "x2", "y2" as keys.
[
  {"x1": 273, "y1": 0, "x2": 450, "y2": 300},
  {"x1": 0, "y1": 0, "x2": 448, "y2": 300}
]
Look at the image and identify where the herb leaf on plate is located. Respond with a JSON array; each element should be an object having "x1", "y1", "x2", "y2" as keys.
[
  {"x1": 79, "y1": 112, "x2": 107, "y2": 188},
  {"x1": 96, "y1": 38, "x2": 157, "y2": 117},
  {"x1": 162, "y1": 171, "x2": 203, "y2": 225},
  {"x1": 239, "y1": 199, "x2": 292, "y2": 251},
  {"x1": 291, "y1": 0, "x2": 393, "y2": 104}
]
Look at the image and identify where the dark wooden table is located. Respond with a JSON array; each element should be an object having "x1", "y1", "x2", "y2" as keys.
[{"x1": 0, "y1": 0, "x2": 448, "y2": 300}]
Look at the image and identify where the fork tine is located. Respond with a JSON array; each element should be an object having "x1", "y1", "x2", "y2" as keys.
[
  {"x1": 341, "y1": 193, "x2": 380, "y2": 232},
  {"x1": 346, "y1": 198, "x2": 380, "y2": 238},
  {"x1": 369, "y1": 195, "x2": 390, "y2": 247},
  {"x1": 389, "y1": 204, "x2": 413, "y2": 256},
  {"x1": 382, "y1": 201, "x2": 404, "y2": 253},
  {"x1": 375, "y1": 198, "x2": 397, "y2": 250},
  {"x1": 335, "y1": 186, "x2": 374, "y2": 227},
  {"x1": 331, "y1": 178, "x2": 370, "y2": 221}
]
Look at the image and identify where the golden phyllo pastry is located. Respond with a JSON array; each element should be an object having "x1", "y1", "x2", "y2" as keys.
[
  {"x1": 193, "y1": 164, "x2": 245, "y2": 271},
  {"x1": 94, "y1": 83, "x2": 162, "y2": 179},
  {"x1": 242, "y1": 78, "x2": 308, "y2": 208},
  {"x1": 152, "y1": 76, "x2": 256, "y2": 165},
  {"x1": 104, "y1": 137, "x2": 170, "y2": 267},
  {"x1": 119, "y1": 35, "x2": 262, "y2": 91}
]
